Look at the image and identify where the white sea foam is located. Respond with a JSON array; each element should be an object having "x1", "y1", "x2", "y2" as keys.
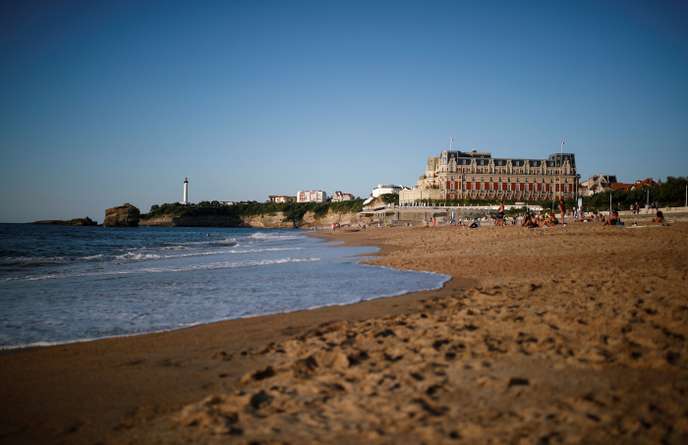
[
  {"x1": 81, "y1": 254, "x2": 104, "y2": 260},
  {"x1": 248, "y1": 232, "x2": 303, "y2": 241},
  {"x1": 112, "y1": 246, "x2": 304, "y2": 262},
  {"x1": 6, "y1": 257, "x2": 321, "y2": 282},
  {"x1": 215, "y1": 237, "x2": 239, "y2": 245},
  {"x1": 115, "y1": 252, "x2": 162, "y2": 261}
]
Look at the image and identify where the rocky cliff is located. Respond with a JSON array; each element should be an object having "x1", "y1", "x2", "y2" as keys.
[
  {"x1": 104, "y1": 204, "x2": 140, "y2": 227},
  {"x1": 300, "y1": 211, "x2": 360, "y2": 227},
  {"x1": 140, "y1": 214, "x2": 240, "y2": 227},
  {"x1": 139, "y1": 210, "x2": 360, "y2": 228}
]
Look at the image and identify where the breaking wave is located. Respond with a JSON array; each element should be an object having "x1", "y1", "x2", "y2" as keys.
[
  {"x1": 248, "y1": 232, "x2": 303, "y2": 241},
  {"x1": 5, "y1": 257, "x2": 321, "y2": 282}
]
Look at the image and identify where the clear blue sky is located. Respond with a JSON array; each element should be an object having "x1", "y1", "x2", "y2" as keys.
[{"x1": 1, "y1": 0, "x2": 687, "y2": 222}]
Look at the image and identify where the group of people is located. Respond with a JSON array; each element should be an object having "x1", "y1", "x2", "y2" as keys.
[
  {"x1": 520, "y1": 210, "x2": 564, "y2": 228},
  {"x1": 418, "y1": 198, "x2": 670, "y2": 230},
  {"x1": 493, "y1": 198, "x2": 569, "y2": 229},
  {"x1": 603, "y1": 210, "x2": 624, "y2": 226}
]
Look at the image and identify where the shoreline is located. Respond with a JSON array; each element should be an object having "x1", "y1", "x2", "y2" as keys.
[
  {"x1": 0, "y1": 230, "x2": 473, "y2": 445},
  {"x1": 0, "y1": 270, "x2": 451, "y2": 353},
  {"x1": 0, "y1": 231, "x2": 451, "y2": 352}
]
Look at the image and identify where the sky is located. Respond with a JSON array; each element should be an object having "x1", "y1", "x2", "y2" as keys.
[{"x1": 1, "y1": 0, "x2": 687, "y2": 222}]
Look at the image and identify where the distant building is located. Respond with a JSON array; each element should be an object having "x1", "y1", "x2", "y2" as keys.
[
  {"x1": 580, "y1": 174, "x2": 618, "y2": 196},
  {"x1": 268, "y1": 195, "x2": 296, "y2": 204},
  {"x1": 331, "y1": 191, "x2": 355, "y2": 202},
  {"x1": 631, "y1": 178, "x2": 658, "y2": 190},
  {"x1": 609, "y1": 182, "x2": 634, "y2": 192},
  {"x1": 399, "y1": 147, "x2": 578, "y2": 205},
  {"x1": 296, "y1": 190, "x2": 327, "y2": 203},
  {"x1": 371, "y1": 184, "x2": 402, "y2": 198}
]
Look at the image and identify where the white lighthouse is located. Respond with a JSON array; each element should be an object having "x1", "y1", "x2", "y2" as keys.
[{"x1": 182, "y1": 177, "x2": 189, "y2": 205}]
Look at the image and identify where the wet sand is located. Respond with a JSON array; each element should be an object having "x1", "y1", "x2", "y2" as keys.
[{"x1": 2, "y1": 222, "x2": 688, "y2": 444}]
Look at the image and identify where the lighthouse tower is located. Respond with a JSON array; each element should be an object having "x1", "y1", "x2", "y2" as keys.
[{"x1": 182, "y1": 177, "x2": 189, "y2": 205}]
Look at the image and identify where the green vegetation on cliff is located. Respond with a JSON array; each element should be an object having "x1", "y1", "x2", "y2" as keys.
[{"x1": 142, "y1": 199, "x2": 365, "y2": 226}]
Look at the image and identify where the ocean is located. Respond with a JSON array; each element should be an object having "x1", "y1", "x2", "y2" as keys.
[{"x1": 0, "y1": 224, "x2": 447, "y2": 349}]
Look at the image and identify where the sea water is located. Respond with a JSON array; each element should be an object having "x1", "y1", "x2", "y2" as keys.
[{"x1": 0, "y1": 224, "x2": 447, "y2": 349}]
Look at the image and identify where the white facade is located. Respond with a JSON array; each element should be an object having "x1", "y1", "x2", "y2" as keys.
[
  {"x1": 331, "y1": 191, "x2": 355, "y2": 202},
  {"x1": 182, "y1": 177, "x2": 189, "y2": 205},
  {"x1": 579, "y1": 174, "x2": 618, "y2": 197},
  {"x1": 371, "y1": 184, "x2": 402, "y2": 198},
  {"x1": 296, "y1": 190, "x2": 327, "y2": 203}
]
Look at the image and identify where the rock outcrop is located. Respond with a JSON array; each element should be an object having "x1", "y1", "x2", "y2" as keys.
[
  {"x1": 32, "y1": 217, "x2": 98, "y2": 226},
  {"x1": 104, "y1": 204, "x2": 140, "y2": 227}
]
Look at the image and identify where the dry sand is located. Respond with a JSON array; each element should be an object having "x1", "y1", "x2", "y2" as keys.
[{"x1": 1, "y1": 222, "x2": 687, "y2": 444}]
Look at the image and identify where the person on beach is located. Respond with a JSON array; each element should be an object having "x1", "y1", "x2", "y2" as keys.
[
  {"x1": 653, "y1": 210, "x2": 665, "y2": 224},
  {"x1": 604, "y1": 210, "x2": 623, "y2": 226},
  {"x1": 559, "y1": 197, "x2": 566, "y2": 225},
  {"x1": 496, "y1": 201, "x2": 505, "y2": 226},
  {"x1": 521, "y1": 212, "x2": 539, "y2": 228},
  {"x1": 543, "y1": 212, "x2": 559, "y2": 227}
]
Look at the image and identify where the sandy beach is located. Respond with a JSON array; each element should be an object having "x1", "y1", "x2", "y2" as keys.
[{"x1": 2, "y1": 222, "x2": 687, "y2": 444}]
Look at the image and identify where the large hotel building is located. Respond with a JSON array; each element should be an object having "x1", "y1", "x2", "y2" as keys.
[{"x1": 399, "y1": 148, "x2": 578, "y2": 204}]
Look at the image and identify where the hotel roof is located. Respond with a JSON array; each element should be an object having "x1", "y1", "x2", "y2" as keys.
[{"x1": 443, "y1": 150, "x2": 576, "y2": 168}]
